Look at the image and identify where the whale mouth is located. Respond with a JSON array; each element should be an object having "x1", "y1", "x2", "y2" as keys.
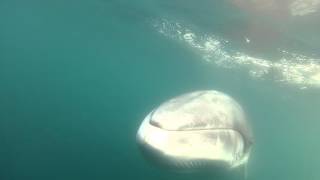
[
  {"x1": 148, "y1": 114, "x2": 246, "y2": 141},
  {"x1": 148, "y1": 118, "x2": 253, "y2": 157},
  {"x1": 137, "y1": 119, "x2": 247, "y2": 169}
]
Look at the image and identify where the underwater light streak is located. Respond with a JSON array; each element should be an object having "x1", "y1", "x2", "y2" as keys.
[{"x1": 152, "y1": 19, "x2": 320, "y2": 88}]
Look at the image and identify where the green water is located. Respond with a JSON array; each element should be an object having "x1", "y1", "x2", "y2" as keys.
[{"x1": 1, "y1": 0, "x2": 320, "y2": 179}]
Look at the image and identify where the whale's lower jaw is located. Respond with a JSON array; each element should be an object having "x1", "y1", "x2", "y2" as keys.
[
  {"x1": 138, "y1": 139, "x2": 231, "y2": 172},
  {"x1": 137, "y1": 119, "x2": 248, "y2": 171}
]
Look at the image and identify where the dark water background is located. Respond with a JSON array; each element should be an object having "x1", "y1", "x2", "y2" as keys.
[{"x1": 1, "y1": 0, "x2": 320, "y2": 179}]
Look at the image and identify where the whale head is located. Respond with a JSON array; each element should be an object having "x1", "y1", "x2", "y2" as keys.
[{"x1": 137, "y1": 90, "x2": 253, "y2": 173}]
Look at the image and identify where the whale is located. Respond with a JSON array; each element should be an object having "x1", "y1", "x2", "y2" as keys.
[{"x1": 136, "y1": 90, "x2": 253, "y2": 178}]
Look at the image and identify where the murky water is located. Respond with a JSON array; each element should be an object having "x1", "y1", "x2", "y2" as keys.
[{"x1": 0, "y1": 0, "x2": 320, "y2": 179}]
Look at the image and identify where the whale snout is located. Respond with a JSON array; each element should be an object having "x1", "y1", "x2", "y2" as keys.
[{"x1": 137, "y1": 91, "x2": 253, "y2": 172}]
